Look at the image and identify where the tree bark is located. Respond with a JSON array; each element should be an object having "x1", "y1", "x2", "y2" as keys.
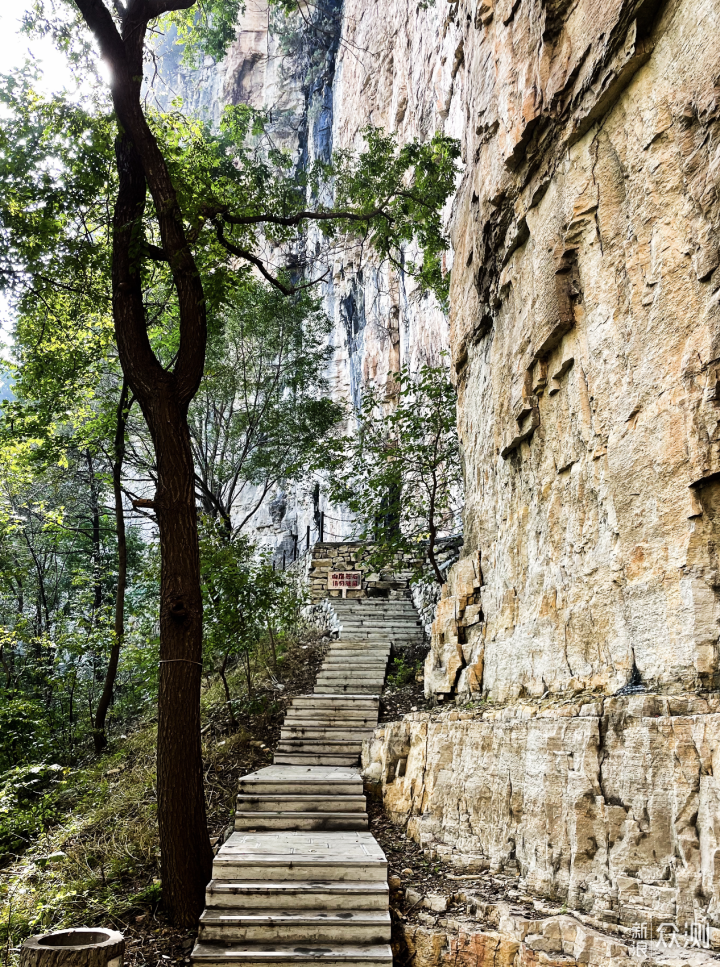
[
  {"x1": 426, "y1": 471, "x2": 444, "y2": 585},
  {"x1": 71, "y1": 0, "x2": 213, "y2": 925},
  {"x1": 94, "y1": 380, "x2": 130, "y2": 755},
  {"x1": 110, "y1": 128, "x2": 212, "y2": 925},
  {"x1": 218, "y1": 652, "x2": 237, "y2": 730},
  {"x1": 86, "y1": 452, "x2": 103, "y2": 619}
]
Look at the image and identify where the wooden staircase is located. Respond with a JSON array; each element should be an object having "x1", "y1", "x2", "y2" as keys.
[{"x1": 191, "y1": 594, "x2": 425, "y2": 967}]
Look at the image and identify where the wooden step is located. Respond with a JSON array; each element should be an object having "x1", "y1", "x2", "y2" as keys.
[
  {"x1": 292, "y1": 695, "x2": 378, "y2": 712},
  {"x1": 274, "y1": 753, "x2": 360, "y2": 766},
  {"x1": 280, "y1": 730, "x2": 375, "y2": 741},
  {"x1": 212, "y1": 831, "x2": 386, "y2": 881},
  {"x1": 237, "y1": 766, "x2": 362, "y2": 797},
  {"x1": 236, "y1": 795, "x2": 367, "y2": 813},
  {"x1": 205, "y1": 880, "x2": 389, "y2": 911},
  {"x1": 198, "y1": 909, "x2": 391, "y2": 943},
  {"x1": 234, "y1": 813, "x2": 368, "y2": 831},
  {"x1": 191, "y1": 941, "x2": 393, "y2": 967}
]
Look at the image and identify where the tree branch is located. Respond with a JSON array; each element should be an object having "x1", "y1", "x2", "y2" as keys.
[
  {"x1": 146, "y1": 0, "x2": 196, "y2": 17},
  {"x1": 145, "y1": 242, "x2": 168, "y2": 261},
  {"x1": 213, "y1": 205, "x2": 391, "y2": 229},
  {"x1": 213, "y1": 221, "x2": 331, "y2": 294},
  {"x1": 213, "y1": 222, "x2": 292, "y2": 295}
]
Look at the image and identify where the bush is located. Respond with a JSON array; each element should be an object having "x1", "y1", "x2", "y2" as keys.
[{"x1": 0, "y1": 763, "x2": 65, "y2": 858}]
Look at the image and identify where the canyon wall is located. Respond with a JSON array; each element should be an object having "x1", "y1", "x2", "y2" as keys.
[
  {"x1": 161, "y1": 0, "x2": 453, "y2": 554},
  {"x1": 337, "y1": 0, "x2": 720, "y2": 943},
  {"x1": 186, "y1": 0, "x2": 720, "y2": 944},
  {"x1": 441, "y1": 0, "x2": 720, "y2": 703}
]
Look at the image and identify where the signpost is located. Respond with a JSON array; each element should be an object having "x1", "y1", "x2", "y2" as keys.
[{"x1": 328, "y1": 571, "x2": 362, "y2": 598}]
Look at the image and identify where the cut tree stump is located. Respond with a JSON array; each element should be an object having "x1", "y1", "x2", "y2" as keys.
[{"x1": 21, "y1": 929, "x2": 125, "y2": 967}]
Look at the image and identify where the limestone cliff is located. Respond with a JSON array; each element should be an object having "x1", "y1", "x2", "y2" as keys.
[
  {"x1": 181, "y1": 0, "x2": 720, "y2": 947},
  {"x1": 338, "y1": 0, "x2": 720, "y2": 943}
]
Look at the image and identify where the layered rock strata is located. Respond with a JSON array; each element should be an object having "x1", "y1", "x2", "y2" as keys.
[
  {"x1": 188, "y1": 0, "x2": 720, "y2": 948},
  {"x1": 427, "y1": 0, "x2": 720, "y2": 699},
  {"x1": 364, "y1": 692, "x2": 720, "y2": 934}
]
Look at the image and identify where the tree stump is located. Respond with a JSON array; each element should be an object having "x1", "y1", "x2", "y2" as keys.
[{"x1": 21, "y1": 929, "x2": 125, "y2": 967}]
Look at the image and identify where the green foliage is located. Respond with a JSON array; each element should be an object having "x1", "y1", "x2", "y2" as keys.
[
  {"x1": 164, "y1": 1, "x2": 245, "y2": 67},
  {"x1": 0, "y1": 763, "x2": 65, "y2": 858},
  {"x1": 191, "y1": 279, "x2": 343, "y2": 526},
  {"x1": 321, "y1": 128, "x2": 460, "y2": 304},
  {"x1": 0, "y1": 695, "x2": 54, "y2": 773},
  {"x1": 325, "y1": 361, "x2": 462, "y2": 581},
  {"x1": 200, "y1": 518, "x2": 307, "y2": 704},
  {"x1": 386, "y1": 656, "x2": 421, "y2": 689}
]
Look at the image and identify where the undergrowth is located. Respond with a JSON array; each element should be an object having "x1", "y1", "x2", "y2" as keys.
[{"x1": 0, "y1": 631, "x2": 326, "y2": 966}]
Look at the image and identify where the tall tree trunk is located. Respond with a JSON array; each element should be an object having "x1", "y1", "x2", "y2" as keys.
[
  {"x1": 110, "y1": 127, "x2": 211, "y2": 924},
  {"x1": 218, "y1": 652, "x2": 237, "y2": 730},
  {"x1": 152, "y1": 391, "x2": 208, "y2": 924},
  {"x1": 94, "y1": 380, "x2": 130, "y2": 754},
  {"x1": 426, "y1": 473, "x2": 444, "y2": 585},
  {"x1": 74, "y1": 0, "x2": 213, "y2": 925}
]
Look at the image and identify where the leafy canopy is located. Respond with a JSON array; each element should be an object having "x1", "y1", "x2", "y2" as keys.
[{"x1": 325, "y1": 361, "x2": 463, "y2": 583}]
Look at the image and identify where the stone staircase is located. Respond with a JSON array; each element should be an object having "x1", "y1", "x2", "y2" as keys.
[{"x1": 191, "y1": 594, "x2": 425, "y2": 967}]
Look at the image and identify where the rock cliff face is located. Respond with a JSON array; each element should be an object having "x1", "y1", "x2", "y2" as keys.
[
  {"x1": 194, "y1": 0, "x2": 720, "y2": 946},
  {"x1": 365, "y1": 693, "x2": 720, "y2": 930},
  {"x1": 444, "y1": 0, "x2": 720, "y2": 703},
  {"x1": 336, "y1": 0, "x2": 720, "y2": 942}
]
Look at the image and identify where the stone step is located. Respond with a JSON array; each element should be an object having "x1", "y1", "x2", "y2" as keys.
[
  {"x1": 339, "y1": 620, "x2": 420, "y2": 627},
  {"x1": 338, "y1": 631, "x2": 419, "y2": 638},
  {"x1": 205, "y1": 880, "x2": 389, "y2": 911},
  {"x1": 274, "y1": 753, "x2": 360, "y2": 766},
  {"x1": 338, "y1": 636, "x2": 418, "y2": 642},
  {"x1": 212, "y1": 832, "x2": 386, "y2": 882},
  {"x1": 332, "y1": 602, "x2": 415, "y2": 609},
  {"x1": 337, "y1": 618, "x2": 416, "y2": 624},
  {"x1": 198, "y1": 909, "x2": 391, "y2": 944},
  {"x1": 237, "y1": 766, "x2": 362, "y2": 798},
  {"x1": 191, "y1": 941, "x2": 393, "y2": 967},
  {"x1": 234, "y1": 813, "x2": 368, "y2": 831},
  {"x1": 236, "y1": 795, "x2": 367, "y2": 813}
]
